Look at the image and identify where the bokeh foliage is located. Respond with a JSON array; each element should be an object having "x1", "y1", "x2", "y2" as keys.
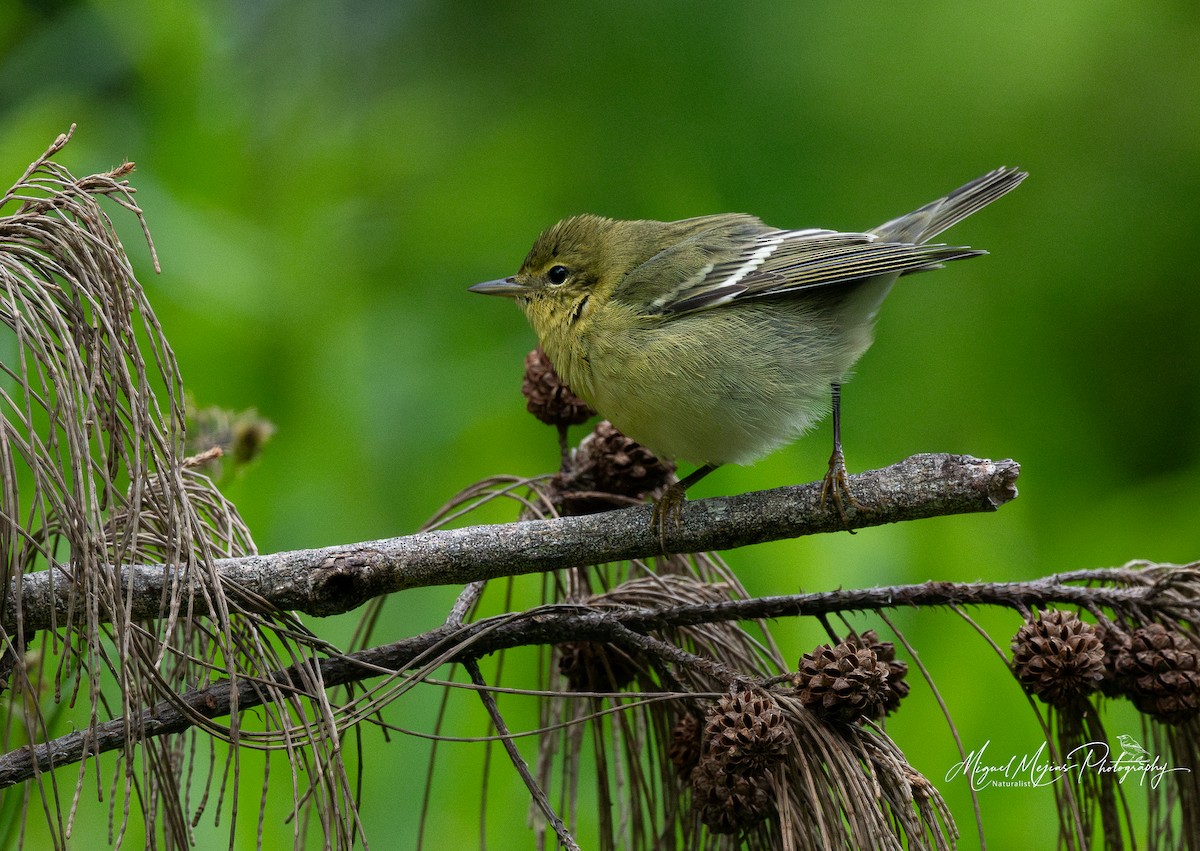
[{"x1": 2, "y1": 1, "x2": 1198, "y2": 847}]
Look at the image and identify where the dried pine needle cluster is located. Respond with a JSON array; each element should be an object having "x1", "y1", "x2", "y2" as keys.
[{"x1": 0, "y1": 130, "x2": 352, "y2": 849}]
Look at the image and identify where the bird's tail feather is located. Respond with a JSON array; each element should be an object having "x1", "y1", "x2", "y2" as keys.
[{"x1": 872, "y1": 166, "x2": 1027, "y2": 244}]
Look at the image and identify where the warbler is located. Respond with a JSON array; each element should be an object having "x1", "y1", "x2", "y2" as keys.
[{"x1": 471, "y1": 167, "x2": 1026, "y2": 526}]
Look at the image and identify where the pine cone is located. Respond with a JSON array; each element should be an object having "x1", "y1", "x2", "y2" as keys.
[
  {"x1": 522, "y1": 348, "x2": 594, "y2": 427},
  {"x1": 1111, "y1": 623, "x2": 1200, "y2": 723},
  {"x1": 554, "y1": 421, "x2": 676, "y2": 514},
  {"x1": 579, "y1": 421, "x2": 674, "y2": 498},
  {"x1": 690, "y1": 760, "x2": 773, "y2": 835},
  {"x1": 1010, "y1": 610, "x2": 1106, "y2": 708},
  {"x1": 847, "y1": 630, "x2": 910, "y2": 716},
  {"x1": 702, "y1": 687, "x2": 793, "y2": 775},
  {"x1": 556, "y1": 641, "x2": 638, "y2": 692},
  {"x1": 795, "y1": 641, "x2": 891, "y2": 724},
  {"x1": 669, "y1": 713, "x2": 702, "y2": 778}
]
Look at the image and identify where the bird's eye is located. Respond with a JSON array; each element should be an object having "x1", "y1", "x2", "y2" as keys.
[{"x1": 547, "y1": 265, "x2": 570, "y2": 285}]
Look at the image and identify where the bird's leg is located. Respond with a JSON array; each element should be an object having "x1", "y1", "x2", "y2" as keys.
[
  {"x1": 651, "y1": 463, "x2": 719, "y2": 549},
  {"x1": 819, "y1": 383, "x2": 864, "y2": 529},
  {"x1": 556, "y1": 423, "x2": 572, "y2": 469}
]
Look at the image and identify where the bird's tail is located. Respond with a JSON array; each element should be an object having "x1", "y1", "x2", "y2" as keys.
[{"x1": 871, "y1": 167, "x2": 1027, "y2": 244}]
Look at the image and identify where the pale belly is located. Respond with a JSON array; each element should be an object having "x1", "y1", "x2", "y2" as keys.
[{"x1": 580, "y1": 299, "x2": 874, "y2": 465}]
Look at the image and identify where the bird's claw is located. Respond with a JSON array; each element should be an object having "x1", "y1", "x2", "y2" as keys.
[
  {"x1": 650, "y1": 482, "x2": 687, "y2": 552},
  {"x1": 819, "y1": 447, "x2": 866, "y2": 531}
]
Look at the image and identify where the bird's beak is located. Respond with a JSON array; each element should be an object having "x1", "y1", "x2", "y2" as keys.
[{"x1": 468, "y1": 277, "x2": 529, "y2": 297}]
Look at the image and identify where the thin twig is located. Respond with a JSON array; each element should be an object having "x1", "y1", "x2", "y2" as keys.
[
  {"x1": 446, "y1": 581, "x2": 487, "y2": 628},
  {"x1": 463, "y1": 659, "x2": 579, "y2": 850}
]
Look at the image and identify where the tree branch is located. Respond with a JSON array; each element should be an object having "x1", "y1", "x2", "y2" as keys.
[
  {"x1": 4, "y1": 567, "x2": 1183, "y2": 791},
  {"x1": 5, "y1": 453, "x2": 1019, "y2": 631}
]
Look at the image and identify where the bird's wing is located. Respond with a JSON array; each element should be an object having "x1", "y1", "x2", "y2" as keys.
[{"x1": 639, "y1": 226, "x2": 983, "y2": 317}]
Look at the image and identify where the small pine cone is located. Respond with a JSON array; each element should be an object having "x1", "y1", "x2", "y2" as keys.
[
  {"x1": 795, "y1": 642, "x2": 891, "y2": 724},
  {"x1": 575, "y1": 421, "x2": 675, "y2": 500},
  {"x1": 669, "y1": 713, "x2": 702, "y2": 778},
  {"x1": 847, "y1": 630, "x2": 910, "y2": 716},
  {"x1": 556, "y1": 641, "x2": 638, "y2": 692},
  {"x1": 702, "y1": 687, "x2": 793, "y2": 775},
  {"x1": 522, "y1": 348, "x2": 594, "y2": 427},
  {"x1": 690, "y1": 760, "x2": 773, "y2": 835},
  {"x1": 1112, "y1": 623, "x2": 1200, "y2": 724},
  {"x1": 1010, "y1": 610, "x2": 1106, "y2": 708}
]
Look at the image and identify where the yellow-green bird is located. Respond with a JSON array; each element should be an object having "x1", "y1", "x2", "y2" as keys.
[{"x1": 471, "y1": 167, "x2": 1025, "y2": 522}]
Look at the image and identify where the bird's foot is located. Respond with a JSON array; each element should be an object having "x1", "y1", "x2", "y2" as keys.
[
  {"x1": 819, "y1": 447, "x2": 866, "y2": 531},
  {"x1": 650, "y1": 481, "x2": 688, "y2": 552}
]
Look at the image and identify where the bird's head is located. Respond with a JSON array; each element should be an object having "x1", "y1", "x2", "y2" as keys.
[{"x1": 470, "y1": 215, "x2": 672, "y2": 341}]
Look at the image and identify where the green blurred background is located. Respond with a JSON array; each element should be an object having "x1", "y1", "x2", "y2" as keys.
[{"x1": 3, "y1": 0, "x2": 1199, "y2": 847}]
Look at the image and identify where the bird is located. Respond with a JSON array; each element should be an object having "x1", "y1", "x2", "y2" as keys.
[
  {"x1": 470, "y1": 167, "x2": 1026, "y2": 530},
  {"x1": 1116, "y1": 734, "x2": 1150, "y2": 761}
]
